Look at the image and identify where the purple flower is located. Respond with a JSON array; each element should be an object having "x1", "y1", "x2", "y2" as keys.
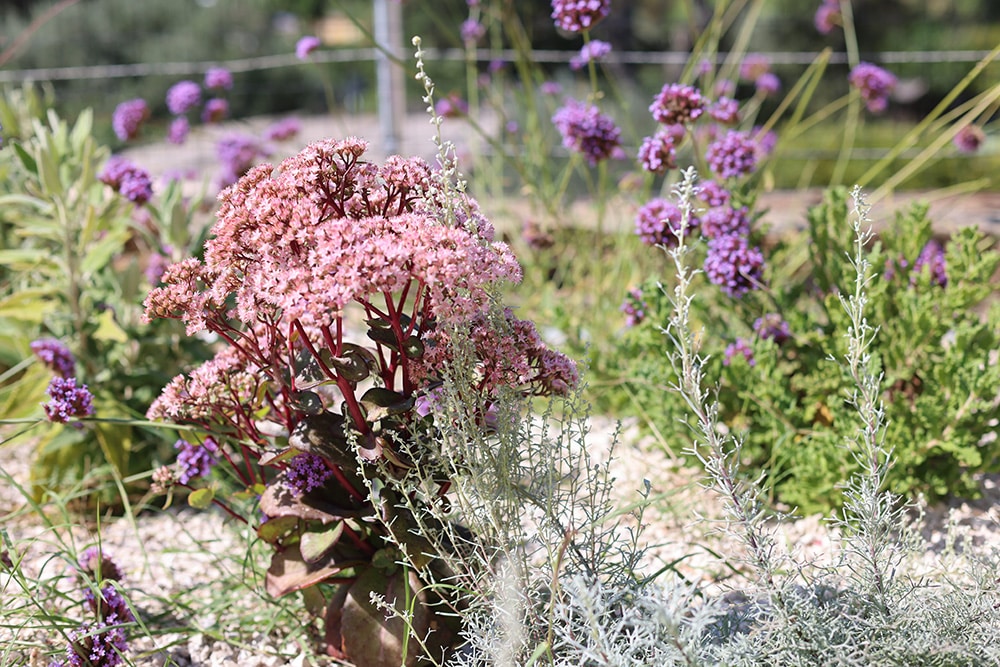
[
  {"x1": 204, "y1": 67, "x2": 233, "y2": 90},
  {"x1": 635, "y1": 197, "x2": 694, "y2": 247},
  {"x1": 285, "y1": 452, "x2": 333, "y2": 495},
  {"x1": 739, "y1": 54, "x2": 770, "y2": 82},
  {"x1": 706, "y1": 130, "x2": 758, "y2": 179},
  {"x1": 755, "y1": 72, "x2": 781, "y2": 96},
  {"x1": 552, "y1": 99, "x2": 624, "y2": 165},
  {"x1": 953, "y1": 125, "x2": 985, "y2": 154},
  {"x1": 30, "y1": 338, "x2": 75, "y2": 377},
  {"x1": 723, "y1": 338, "x2": 755, "y2": 366},
  {"x1": 620, "y1": 288, "x2": 648, "y2": 327},
  {"x1": 99, "y1": 156, "x2": 153, "y2": 205},
  {"x1": 42, "y1": 377, "x2": 94, "y2": 423},
  {"x1": 708, "y1": 96, "x2": 739, "y2": 125},
  {"x1": 814, "y1": 0, "x2": 840, "y2": 34},
  {"x1": 753, "y1": 313, "x2": 791, "y2": 345},
  {"x1": 704, "y1": 233, "x2": 765, "y2": 297},
  {"x1": 262, "y1": 116, "x2": 302, "y2": 142},
  {"x1": 166, "y1": 117, "x2": 190, "y2": 145},
  {"x1": 84, "y1": 584, "x2": 134, "y2": 624},
  {"x1": 201, "y1": 98, "x2": 229, "y2": 124},
  {"x1": 637, "y1": 129, "x2": 678, "y2": 174},
  {"x1": 697, "y1": 180, "x2": 731, "y2": 208},
  {"x1": 849, "y1": 62, "x2": 897, "y2": 113},
  {"x1": 570, "y1": 39, "x2": 612, "y2": 70},
  {"x1": 714, "y1": 79, "x2": 736, "y2": 97},
  {"x1": 540, "y1": 80, "x2": 563, "y2": 96},
  {"x1": 550, "y1": 0, "x2": 610, "y2": 33},
  {"x1": 111, "y1": 99, "x2": 149, "y2": 142},
  {"x1": 753, "y1": 126, "x2": 778, "y2": 158},
  {"x1": 165, "y1": 80, "x2": 201, "y2": 115},
  {"x1": 63, "y1": 620, "x2": 129, "y2": 667},
  {"x1": 216, "y1": 133, "x2": 268, "y2": 188},
  {"x1": 296, "y1": 35, "x2": 321, "y2": 60},
  {"x1": 461, "y1": 18, "x2": 486, "y2": 45},
  {"x1": 912, "y1": 239, "x2": 948, "y2": 287},
  {"x1": 649, "y1": 84, "x2": 705, "y2": 126},
  {"x1": 77, "y1": 548, "x2": 125, "y2": 583},
  {"x1": 174, "y1": 438, "x2": 218, "y2": 485},
  {"x1": 435, "y1": 94, "x2": 468, "y2": 118},
  {"x1": 145, "y1": 251, "x2": 171, "y2": 285},
  {"x1": 700, "y1": 205, "x2": 751, "y2": 239}
]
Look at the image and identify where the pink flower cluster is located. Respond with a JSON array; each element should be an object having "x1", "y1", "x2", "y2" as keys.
[
  {"x1": 550, "y1": 0, "x2": 610, "y2": 33},
  {"x1": 849, "y1": 62, "x2": 897, "y2": 113}
]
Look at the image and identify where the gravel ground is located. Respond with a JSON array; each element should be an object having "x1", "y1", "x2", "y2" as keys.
[{"x1": 3, "y1": 414, "x2": 1000, "y2": 666}]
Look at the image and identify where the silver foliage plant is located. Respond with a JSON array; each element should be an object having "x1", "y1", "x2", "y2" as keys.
[{"x1": 366, "y1": 47, "x2": 1000, "y2": 665}]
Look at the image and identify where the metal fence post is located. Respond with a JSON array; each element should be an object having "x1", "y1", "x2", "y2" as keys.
[{"x1": 373, "y1": 0, "x2": 404, "y2": 156}]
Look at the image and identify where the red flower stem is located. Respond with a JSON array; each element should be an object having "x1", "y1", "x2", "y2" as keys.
[
  {"x1": 328, "y1": 464, "x2": 365, "y2": 503},
  {"x1": 341, "y1": 523, "x2": 376, "y2": 557}
]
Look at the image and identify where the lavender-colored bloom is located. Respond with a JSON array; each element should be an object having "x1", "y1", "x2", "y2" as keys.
[
  {"x1": 570, "y1": 39, "x2": 612, "y2": 70},
  {"x1": 201, "y1": 98, "x2": 229, "y2": 124},
  {"x1": 723, "y1": 338, "x2": 755, "y2": 366},
  {"x1": 697, "y1": 180, "x2": 731, "y2": 208},
  {"x1": 637, "y1": 129, "x2": 677, "y2": 174},
  {"x1": 552, "y1": 99, "x2": 624, "y2": 165},
  {"x1": 706, "y1": 130, "x2": 758, "y2": 179},
  {"x1": 99, "y1": 156, "x2": 153, "y2": 205},
  {"x1": 753, "y1": 126, "x2": 778, "y2": 158},
  {"x1": 145, "y1": 251, "x2": 171, "y2": 285},
  {"x1": 755, "y1": 72, "x2": 781, "y2": 96},
  {"x1": 704, "y1": 233, "x2": 765, "y2": 297},
  {"x1": 43, "y1": 377, "x2": 94, "y2": 423},
  {"x1": 620, "y1": 288, "x2": 648, "y2": 327},
  {"x1": 540, "y1": 80, "x2": 563, "y2": 96},
  {"x1": 216, "y1": 133, "x2": 268, "y2": 188},
  {"x1": 488, "y1": 58, "x2": 506, "y2": 73},
  {"x1": 461, "y1": 18, "x2": 486, "y2": 45},
  {"x1": 296, "y1": 35, "x2": 321, "y2": 60},
  {"x1": 285, "y1": 452, "x2": 333, "y2": 495},
  {"x1": 635, "y1": 197, "x2": 694, "y2": 247},
  {"x1": 700, "y1": 205, "x2": 751, "y2": 239},
  {"x1": 953, "y1": 125, "x2": 985, "y2": 153},
  {"x1": 84, "y1": 584, "x2": 135, "y2": 624},
  {"x1": 77, "y1": 548, "x2": 125, "y2": 583},
  {"x1": 165, "y1": 81, "x2": 201, "y2": 115},
  {"x1": 204, "y1": 67, "x2": 233, "y2": 90},
  {"x1": 739, "y1": 54, "x2": 770, "y2": 81},
  {"x1": 708, "y1": 96, "x2": 739, "y2": 125},
  {"x1": 753, "y1": 313, "x2": 791, "y2": 344},
  {"x1": 263, "y1": 116, "x2": 302, "y2": 142},
  {"x1": 435, "y1": 94, "x2": 468, "y2": 118},
  {"x1": 714, "y1": 79, "x2": 736, "y2": 97},
  {"x1": 30, "y1": 338, "x2": 75, "y2": 377},
  {"x1": 650, "y1": 83, "x2": 705, "y2": 126},
  {"x1": 849, "y1": 62, "x2": 897, "y2": 113},
  {"x1": 111, "y1": 99, "x2": 149, "y2": 142},
  {"x1": 174, "y1": 438, "x2": 218, "y2": 485},
  {"x1": 814, "y1": 1, "x2": 840, "y2": 34},
  {"x1": 63, "y1": 620, "x2": 129, "y2": 667},
  {"x1": 912, "y1": 239, "x2": 948, "y2": 287},
  {"x1": 166, "y1": 117, "x2": 189, "y2": 145},
  {"x1": 550, "y1": 0, "x2": 610, "y2": 33}
]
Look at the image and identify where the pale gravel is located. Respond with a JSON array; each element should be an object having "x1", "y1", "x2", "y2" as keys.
[{"x1": 3, "y1": 415, "x2": 1000, "y2": 666}]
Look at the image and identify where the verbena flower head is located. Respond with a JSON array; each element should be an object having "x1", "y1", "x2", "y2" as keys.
[
  {"x1": 913, "y1": 239, "x2": 948, "y2": 287},
  {"x1": 62, "y1": 621, "x2": 129, "y2": 667},
  {"x1": 637, "y1": 128, "x2": 678, "y2": 174},
  {"x1": 296, "y1": 35, "x2": 321, "y2": 60},
  {"x1": 215, "y1": 133, "x2": 268, "y2": 188},
  {"x1": 697, "y1": 180, "x2": 731, "y2": 208},
  {"x1": 706, "y1": 129, "x2": 758, "y2": 179},
  {"x1": 704, "y1": 233, "x2": 765, "y2": 297},
  {"x1": 700, "y1": 205, "x2": 751, "y2": 239},
  {"x1": 204, "y1": 67, "x2": 233, "y2": 90},
  {"x1": 753, "y1": 313, "x2": 791, "y2": 344},
  {"x1": 84, "y1": 584, "x2": 134, "y2": 625},
  {"x1": 77, "y1": 548, "x2": 125, "y2": 583},
  {"x1": 263, "y1": 116, "x2": 302, "y2": 142},
  {"x1": 635, "y1": 197, "x2": 694, "y2": 247},
  {"x1": 166, "y1": 117, "x2": 190, "y2": 145},
  {"x1": 30, "y1": 338, "x2": 75, "y2": 377},
  {"x1": 111, "y1": 99, "x2": 149, "y2": 142},
  {"x1": 620, "y1": 288, "x2": 647, "y2": 327},
  {"x1": 165, "y1": 80, "x2": 201, "y2": 115},
  {"x1": 953, "y1": 125, "x2": 985, "y2": 153},
  {"x1": 755, "y1": 72, "x2": 781, "y2": 96},
  {"x1": 99, "y1": 156, "x2": 153, "y2": 205},
  {"x1": 739, "y1": 53, "x2": 770, "y2": 81},
  {"x1": 708, "y1": 96, "x2": 739, "y2": 125},
  {"x1": 723, "y1": 338, "x2": 755, "y2": 366},
  {"x1": 550, "y1": 0, "x2": 610, "y2": 33},
  {"x1": 540, "y1": 80, "x2": 563, "y2": 96},
  {"x1": 552, "y1": 99, "x2": 624, "y2": 165},
  {"x1": 649, "y1": 83, "x2": 705, "y2": 125},
  {"x1": 174, "y1": 438, "x2": 219, "y2": 484},
  {"x1": 849, "y1": 62, "x2": 897, "y2": 113},
  {"x1": 814, "y1": 0, "x2": 841, "y2": 33},
  {"x1": 201, "y1": 97, "x2": 229, "y2": 124},
  {"x1": 570, "y1": 39, "x2": 612, "y2": 70},
  {"x1": 43, "y1": 377, "x2": 95, "y2": 423},
  {"x1": 435, "y1": 93, "x2": 469, "y2": 118},
  {"x1": 284, "y1": 452, "x2": 333, "y2": 495},
  {"x1": 461, "y1": 18, "x2": 486, "y2": 45}
]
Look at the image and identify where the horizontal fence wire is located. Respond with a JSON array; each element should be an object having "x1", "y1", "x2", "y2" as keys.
[{"x1": 1, "y1": 48, "x2": 996, "y2": 83}]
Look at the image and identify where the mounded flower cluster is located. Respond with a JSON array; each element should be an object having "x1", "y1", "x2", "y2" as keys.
[
  {"x1": 30, "y1": 338, "x2": 75, "y2": 377},
  {"x1": 649, "y1": 83, "x2": 705, "y2": 126},
  {"x1": 634, "y1": 197, "x2": 690, "y2": 247},
  {"x1": 704, "y1": 233, "x2": 765, "y2": 297},
  {"x1": 42, "y1": 376, "x2": 95, "y2": 423},
  {"x1": 552, "y1": 99, "x2": 624, "y2": 165},
  {"x1": 849, "y1": 62, "x2": 897, "y2": 113},
  {"x1": 550, "y1": 0, "x2": 610, "y2": 33},
  {"x1": 111, "y1": 99, "x2": 149, "y2": 142},
  {"x1": 570, "y1": 39, "x2": 612, "y2": 70},
  {"x1": 99, "y1": 156, "x2": 154, "y2": 205},
  {"x1": 166, "y1": 80, "x2": 201, "y2": 115},
  {"x1": 637, "y1": 128, "x2": 679, "y2": 174},
  {"x1": 706, "y1": 130, "x2": 759, "y2": 179}
]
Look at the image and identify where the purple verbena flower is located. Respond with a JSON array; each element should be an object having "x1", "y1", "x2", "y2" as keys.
[
  {"x1": 697, "y1": 180, "x2": 731, "y2": 208},
  {"x1": 637, "y1": 129, "x2": 678, "y2": 174},
  {"x1": 814, "y1": 0, "x2": 841, "y2": 34},
  {"x1": 63, "y1": 620, "x2": 129, "y2": 667},
  {"x1": 84, "y1": 584, "x2": 135, "y2": 624},
  {"x1": 99, "y1": 156, "x2": 153, "y2": 205},
  {"x1": 912, "y1": 239, "x2": 948, "y2": 287},
  {"x1": 649, "y1": 83, "x2": 705, "y2": 125},
  {"x1": 461, "y1": 18, "x2": 486, "y2": 45},
  {"x1": 755, "y1": 72, "x2": 781, "y2": 97},
  {"x1": 550, "y1": 0, "x2": 610, "y2": 33},
  {"x1": 296, "y1": 35, "x2": 321, "y2": 60},
  {"x1": 111, "y1": 99, "x2": 149, "y2": 142},
  {"x1": 700, "y1": 205, "x2": 751, "y2": 239},
  {"x1": 435, "y1": 94, "x2": 468, "y2": 119},
  {"x1": 284, "y1": 452, "x2": 333, "y2": 495},
  {"x1": 77, "y1": 548, "x2": 125, "y2": 583},
  {"x1": 263, "y1": 116, "x2": 302, "y2": 142},
  {"x1": 620, "y1": 288, "x2": 648, "y2": 327},
  {"x1": 552, "y1": 99, "x2": 624, "y2": 165},
  {"x1": 540, "y1": 80, "x2": 563, "y2": 95},
  {"x1": 706, "y1": 130, "x2": 758, "y2": 179},
  {"x1": 708, "y1": 96, "x2": 739, "y2": 125},
  {"x1": 723, "y1": 338, "x2": 755, "y2": 366},
  {"x1": 166, "y1": 117, "x2": 190, "y2": 145},
  {"x1": 753, "y1": 313, "x2": 791, "y2": 345},
  {"x1": 174, "y1": 438, "x2": 218, "y2": 485},
  {"x1": 739, "y1": 54, "x2": 770, "y2": 81},
  {"x1": 201, "y1": 98, "x2": 229, "y2": 124},
  {"x1": 704, "y1": 233, "x2": 765, "y2": 297},
  {"x1": 42, "y1": 377, "x2": 94, "y2": 423},
  {"x1": 570, "y1": 39, "x2": 612, "y2": 70},
  {"x1": 30, "y1": 338, "x2": 75, "y2": 377},
  {"x1": 165, "y1": 81, "x2": 201, "y2": 115},
  {"x1": 204, "y1": 67, "x2": 233, "y2": 90},
  {"x1": 953, "y1": 125, "x2": 985, "y2": 154},
  {"x1": 216, "y1": 133, "x2": 268, "y2": 188},
  {"x1": 635, "y1": 197, "x2": 696, "y2": 247},
  {"x1": 849, "y1": 62, "x2": 897, "y2": 113}
]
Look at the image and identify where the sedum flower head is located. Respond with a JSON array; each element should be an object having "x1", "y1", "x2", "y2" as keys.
[
  {"x1": 30, "y1": 338, "x2": 75, "y2": 377},
  {"x1": 550, "y1": 0, "x2": 610, "y2": 33},
  {"x1": 704, "y1": 233, "x2": 765, "y2": 297},
  {"x1": 849, "y1": 62, "x2": 897, "y2": 113},
  {"x1": 43, "y1": 377, "x2": 94, "y2": 423},
  {"x1": 165, "y1": 80, "x2": 201, "y2": 115},
  {"x1": 111, "y1": 99, "x2": 149, "y2": 142},
  {"x1": 649, "y1": 83, "x2": 705, "y2": 126},
  {"x1": 552, "y1": 99, "x2": 624, "y2": 165}
]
